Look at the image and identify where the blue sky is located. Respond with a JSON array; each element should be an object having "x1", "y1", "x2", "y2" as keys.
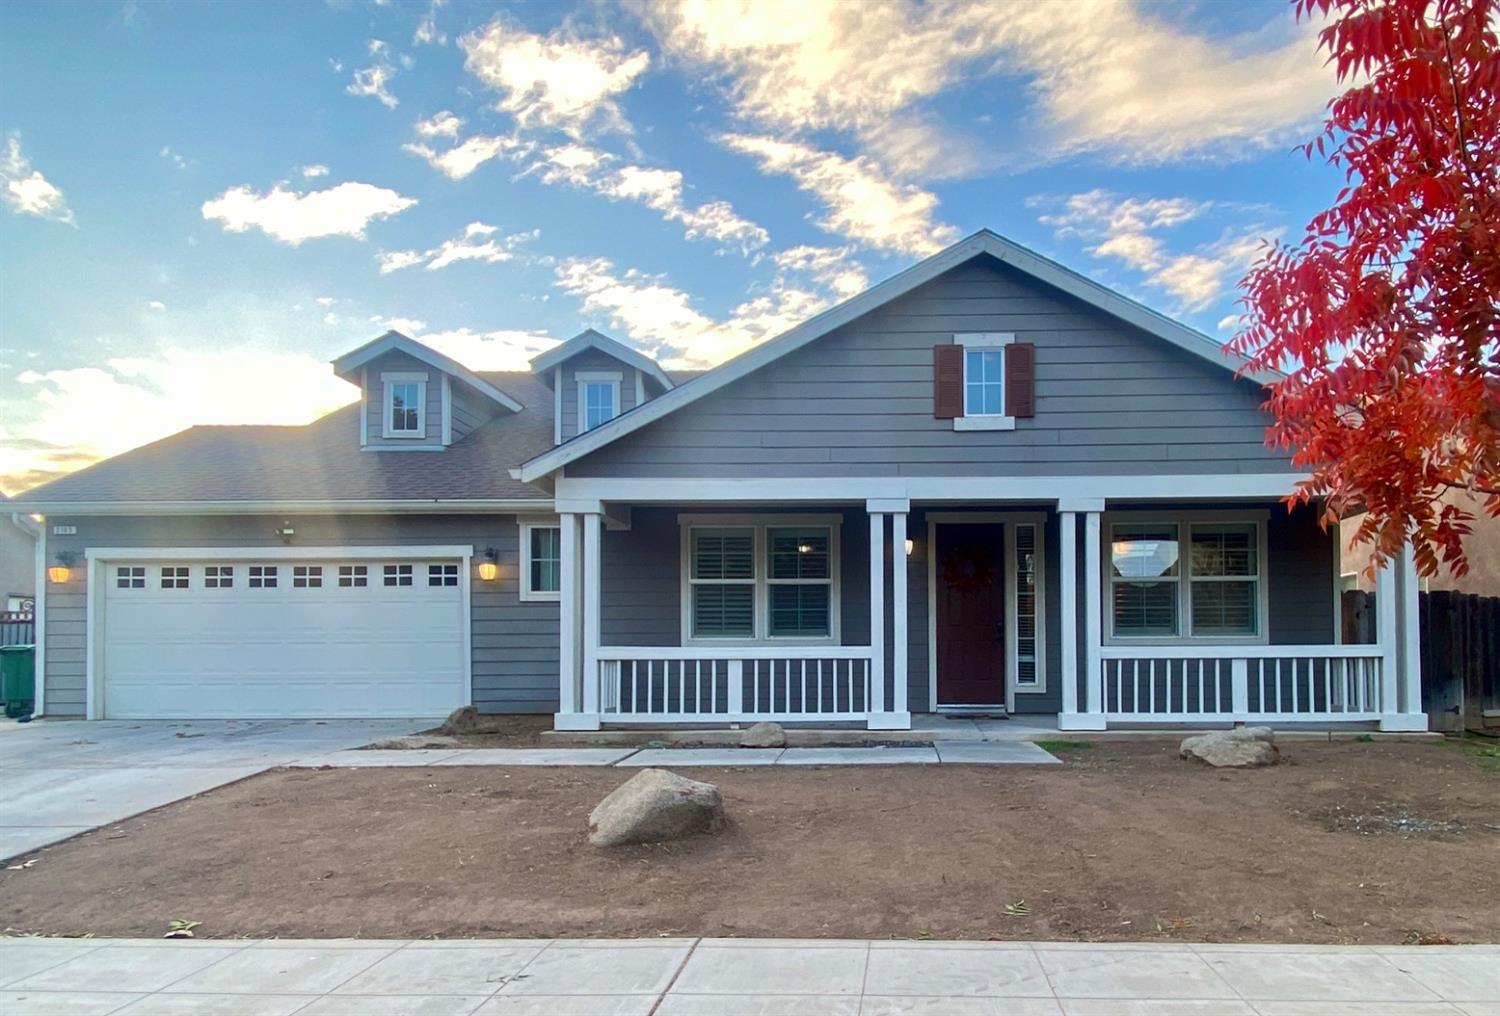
[{"x1": 0, "y1": 0, "x2": 1345, "y2": 493}]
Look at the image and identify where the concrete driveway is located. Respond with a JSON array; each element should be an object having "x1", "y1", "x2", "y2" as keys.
[{"x1": 0, "y1": 718, "x2": 432, "y2": 861}]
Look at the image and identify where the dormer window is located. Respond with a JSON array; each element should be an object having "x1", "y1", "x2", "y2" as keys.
[
  {"x1": 577, "y1": 372, "x2": 621, "y2": 432},
  {"x1": 382, "y1": 372, "x2": 427, "y2": 438}
]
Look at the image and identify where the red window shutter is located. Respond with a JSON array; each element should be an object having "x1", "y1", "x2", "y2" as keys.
[
  {"x1": 1005, "y1": 342, "x2": 1036, "y2": 418},
  {"x1": 933, "y1": 344, "x2": 964, "y2": 419}
]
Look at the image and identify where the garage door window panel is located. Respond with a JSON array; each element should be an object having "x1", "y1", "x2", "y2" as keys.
[
  {"x1": 338, "y1": 565, "x2": 368, "y2": 588},
  {"x1": 160, "y1": 566, "x2": 189, "y2": 590},
  {"x1": 293, "y1": 566, "x2": 323, "y2": 589},
  {"x1": 249, "y1": 566, "x2": 278, "y2": 589},
  {"x1": 116, "y1": 567, "x2": 145, "y2": 589},
  {"x1": 384, "y1": 564, "x2": 413, "y2": 587},
  {"x1": 428, "y1": 564, "x2": 458, "y2": 587},
  {"x1": 205, "y1": 566, "x2": 234, "y2": 588}
]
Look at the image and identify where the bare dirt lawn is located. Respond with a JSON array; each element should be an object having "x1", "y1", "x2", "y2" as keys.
[{"x1": 2, "y1": 740, "x2": 1496, "y2": 944}]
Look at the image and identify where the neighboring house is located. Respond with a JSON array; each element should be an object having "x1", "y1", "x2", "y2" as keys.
[
  {"x1": 1340, "y1": 490, "x2": 1500, "y2": 596},
  {"x1": 0, "y1": 492, "x2": 37, "y2": 613},
  {"x1": 13, "y1": 230, "x2": 1427, "y2": 731}
]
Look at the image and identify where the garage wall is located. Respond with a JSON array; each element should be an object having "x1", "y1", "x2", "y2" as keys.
[{"x1": 41, "y1": 513, "x2": 559, "y2": 717}]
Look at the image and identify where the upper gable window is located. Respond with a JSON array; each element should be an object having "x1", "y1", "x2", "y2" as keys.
[
  {"x1": 382, "y1": 371, "x2": 428, "y2": 439},
  {"x1": 577, "y1": 372, "x2": 621, "y2": 433},
  {"x1": 935, "y1": 333, "x2": 1034, "y2": 432}
]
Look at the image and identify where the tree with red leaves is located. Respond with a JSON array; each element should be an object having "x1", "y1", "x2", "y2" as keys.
[{"x1": 1231, "y1": 0, "x2": 1500, "y2": 577}]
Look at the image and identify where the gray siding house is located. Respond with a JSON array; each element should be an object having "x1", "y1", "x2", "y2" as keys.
[{"x1": 13, "y1": 231, "x2": 1427, "y2": 731}]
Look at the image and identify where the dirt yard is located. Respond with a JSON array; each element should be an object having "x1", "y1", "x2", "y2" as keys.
[{"x1": 2, "y1": 740, "x2": 1496, "y2": 944}]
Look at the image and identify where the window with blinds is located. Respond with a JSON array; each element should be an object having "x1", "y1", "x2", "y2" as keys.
[
  {"x1": 689, "y1": 527, "x2": 755, "y2": 638},
  {"x1": 1013, "y1": 523, "x2": 1040, "y2": 687},
  {"x1": 766, "y1": 527, "x2": 832, "y2": 638},
  {"x1": 1189, "y1": 523, "x2": 1260, "y2": 636}
]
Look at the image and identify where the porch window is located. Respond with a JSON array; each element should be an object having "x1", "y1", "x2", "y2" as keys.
[
  {"x1": 1189, "y1": 523, "x2": 1260, "y2": 636},
  {"x1": 766, "y1": 527, "x2": 832, "y2": 638},
  {"x1": 688, "y1": 527, "x2": 755, "y2": 639},
  {"x1": 1109, "y1": 524, "x2": 1180, "y2": 637}
]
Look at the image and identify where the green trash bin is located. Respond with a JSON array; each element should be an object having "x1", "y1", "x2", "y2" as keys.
[{"x1": 1, "y1": 645, "x2": 35, "y2": 718}]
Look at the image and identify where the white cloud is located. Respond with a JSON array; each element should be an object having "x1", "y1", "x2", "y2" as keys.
[
  {"x1": 202, "y1": 181, "x2": 417, "y2": 245},
  {"x1": 378, "y1": 221, "x2": 539, "y2": 273},
  {"x1": 643, "y1": 0, "x2": 1336, "y2": 167},
  {"x1": 2, "y1": 347, "x2": 356, "y2": 493},
  {"x1": 1, "y1": 134, "x2": 75, "y2": 225},
  {"x1": 403, "y1": 133, "x2": 522, "y2": 179},
  {"x1": 460, "y1": 20, "x2": 650, "y2": 138},
  {"x1": 414, "y1": 110, "x2": 464, "y2": 138},
  {"x1": 369, "y1": 314, "x2": 428, "y2": 334},
  {"x1": 160, "y1": 145, "x2": 192, "y2": 170},
  {"x1": 413, "y1": 0, "x2": 447, "y2": 46},
  {"x1": 299, "y1": 164, "x2": 330, "y2": 178},
  {"x1": 147, "y1": 300, "x2": 166, "y2": 311},
  {"x1": 721, "y1": 134, "x2": 956, "y2": 255},
  {"x1": 1033, "y1": 189, "x2": 1272, "y2": 312},
  {"x1": 315, "y1": 296, "x2": 337, "y2": 306},
  {"x1": 416, "y1": 327, "x2": 557, "y2": 370},
  {"x1": 553, "y1": 246, "x2": 868, "y2": 368},
  {"x1": 347, "y1": 39, "x2": 400, "y2": 108},
  {"x1": 1216, "y1": 314, "x2": 1240, "y2": 332}
]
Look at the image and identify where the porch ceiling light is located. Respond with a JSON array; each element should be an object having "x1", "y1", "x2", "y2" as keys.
[
  {"x1": 478, "y1": 547, "x2": 500, "y2": 582},
  {"x1": 905, "y1": 538, "x2": 914, "y2": 556}
]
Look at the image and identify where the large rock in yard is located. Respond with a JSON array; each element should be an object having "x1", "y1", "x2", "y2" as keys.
[
  {"x1": 439, "y1": 705, "x2": 483, "y2": 736},
  {"x1": 589, "y1": 769, "x2": 724, "y2": 847},
  {"x1": 740, "y1": 721, "x2": 786, "y2": 748},
  {"x1": 1180, "y1": 726, "x2": 1279, "y2": 768}
]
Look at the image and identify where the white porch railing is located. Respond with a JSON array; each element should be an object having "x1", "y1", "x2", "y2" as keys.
[
  {"x1": 593, "y1": 646, "x2": 874, "y2": 724},
  {"x1": 1099, "y1": 645, "x2": 1385, "y2": 723}
]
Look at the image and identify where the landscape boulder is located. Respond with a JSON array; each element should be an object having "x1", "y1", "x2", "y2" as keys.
[
  {"x1": 740, "y1": 721, "x2": 787, "y2": 748},
  {"x1": 589, "y1": 768, "x2": 724, "y2": 847},
  {"x1": 1180, "y1": 726, "x2": 1279, "y2": 768},
  {"x1": 439, "y1": 705, "x2": 483, "y2": 736}
]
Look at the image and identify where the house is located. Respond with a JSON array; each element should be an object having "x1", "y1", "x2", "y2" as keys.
[
  {"x1": 1, "y1": 492, "x2": 37, "y2": 614},
  {"x1": 1340, "y1": 489, "x2": 1500, "y2": 597},
  {"x1": 12, "y1": 230, "x2": 1427, "y2": 731}
]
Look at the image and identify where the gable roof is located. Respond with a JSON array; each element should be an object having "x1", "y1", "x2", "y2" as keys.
[
  {"x1": 531, "y1": 328, "x2": 675, "y2": 391},
  {"x1": 332, "y1": 331, "x2": 526, "y2": 413},
  {"x1": 518, "y1": 229, "x2": 1277, "y2": 483}
]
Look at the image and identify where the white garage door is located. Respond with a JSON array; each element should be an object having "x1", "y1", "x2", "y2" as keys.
[{"x1": 100, "y1": 556, "x2": 468, "y2": 719}]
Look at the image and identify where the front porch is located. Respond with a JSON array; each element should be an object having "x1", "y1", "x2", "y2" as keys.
[{"x1": 550, "y1": 490, "x2": 1426, "y2": 734}]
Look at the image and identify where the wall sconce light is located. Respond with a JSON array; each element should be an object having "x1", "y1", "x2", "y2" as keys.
[
  {"x1": 477, "y1": 547, "x2": 500, "y2": 582},
  {"x1": 904, "y1": 538, "x2": 915, "y2": 557},
  {"x1": 47, "y1": 551, "x2": 77, "y2": 584},
  {"x1": 274, "y1": 521, "x2": 296, "y2": 544}
]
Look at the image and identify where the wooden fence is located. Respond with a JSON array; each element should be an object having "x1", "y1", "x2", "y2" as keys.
[
  {"x1": 0, "y1": 611, "x2": 34, "y2": 647},
  {"x1": 1342, "y1": 590, "x2": 1500, "y2": 732}
]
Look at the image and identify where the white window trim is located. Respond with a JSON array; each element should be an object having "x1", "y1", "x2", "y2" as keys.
[
  {"x1": 677, "y1": 513, "x2": 842, "y2": 647},
  {"x1": 1102, "y1": 509, "x2": 1271, "y2": 646},
  {"x1": 382, "y1": 371, "x2": 428, "y2": 439},
  {"x1": 520, "y1": 518, "x2": 562, "y2": 602},
  {"x1": 1005, "y1": 520, "x2": 1047, "y2": 695},
  {"x1": 576, "y1": 371, "x2": 622, "y2": 435},
  {"x1": 953, "y1": 332, "x2": 1015, "y2": 431}
]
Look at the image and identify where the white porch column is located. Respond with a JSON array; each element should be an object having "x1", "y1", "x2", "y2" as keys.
[
  {"x1": 888, "y1": 510, "x2": 911, "y2": 725},
  {"x1": 1382, "y1": 544, "x2": 1428, "y2": 731},
  {"x1": 554, "y1": 512, "x2": 592, "y2": 729},
  {"x1": 581, "y1": 511, "x2": 602, "y2": 719},
  {"x1": 1059, "y1": 504, "x2": 1106, "y2": 731},
  {"x1": 1057, "y1": 511, "x2": 1080, "y2": 725},
  {"x1": 868, "y1": 510, "x2": 887, "y2": 720},
  {"x1": 1083, "y1": 511, "x2": 1104, "y2": 718}
]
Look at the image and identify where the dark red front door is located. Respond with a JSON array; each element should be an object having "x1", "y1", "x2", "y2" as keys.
[{"x1": 935, "y1": 523, "x2": 1006, "y2": 706}]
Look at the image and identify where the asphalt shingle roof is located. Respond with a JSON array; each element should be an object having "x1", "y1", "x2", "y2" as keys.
[{"x1": 14, "y1": 370, "x2": 602, "y2": 506}]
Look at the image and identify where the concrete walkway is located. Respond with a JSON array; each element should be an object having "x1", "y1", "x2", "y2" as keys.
[
  {"x1": 1, "y1": 937, "x2": 1493, "y2": 1015},
  {"x1": 0, "y1": 719, "x2": 433, "y2": 861},
  {"x1": 292, "y1": 741, "x2": 1062, "y2": 769}
]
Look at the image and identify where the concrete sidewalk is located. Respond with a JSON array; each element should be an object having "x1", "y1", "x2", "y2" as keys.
[{"x1": 1, "y1": 936, "x2": 1493, "y2": 1015}]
